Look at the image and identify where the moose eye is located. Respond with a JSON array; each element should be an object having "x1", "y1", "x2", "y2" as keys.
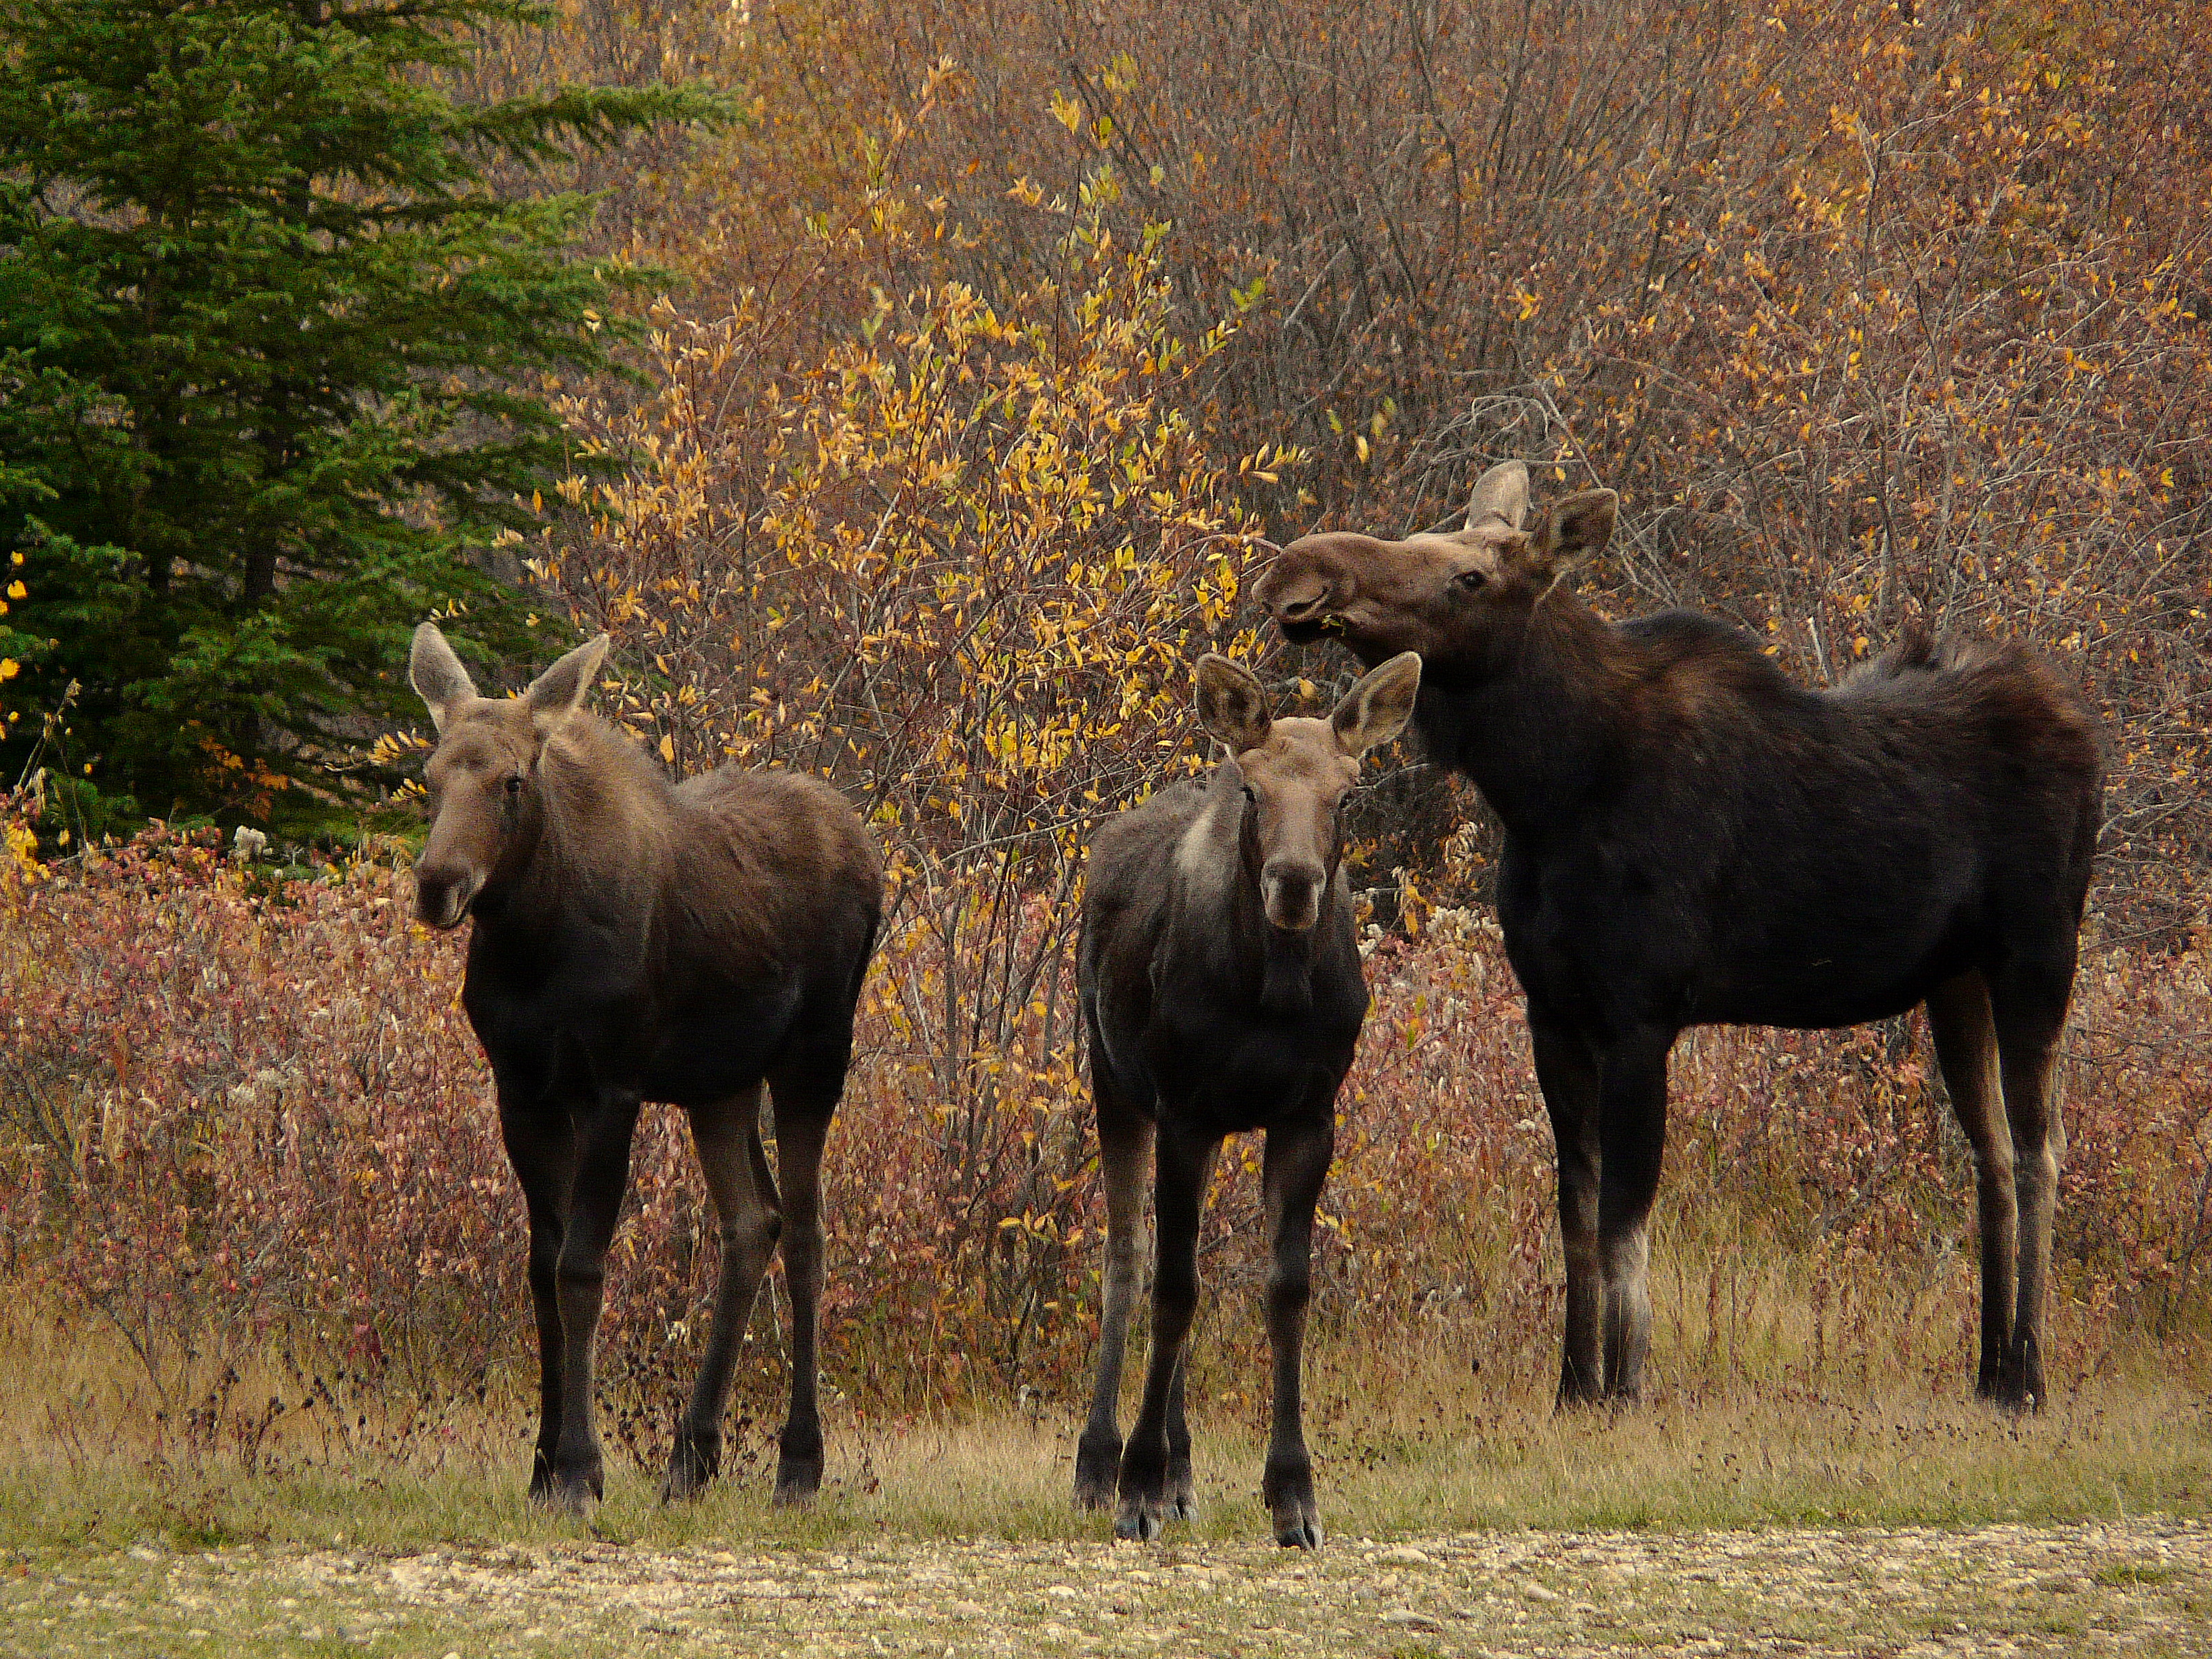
[
  {"x1": 1454, "y1": 567, "x2": 1490, "y2": 592},
  {"x1": 1241, "y1": 784, "x2": 1256, "y2": 804},
  {"x1": 504, "y1": 775, "x2": 524, "y2": 795}
]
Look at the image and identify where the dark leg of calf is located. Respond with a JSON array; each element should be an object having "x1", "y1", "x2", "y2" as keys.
[
  {"x1": 499, "y1": 1086, "x2": 577, "y2": 1501},
  {"x1": 1926, "y1": 971, "x2": 2017, "y2": 1399},
  {"x1": 549, "y1": 1092, "x2": 642, "y2": 1513},
  {"x1": 1532, "y1": 1014, "x2": 1604, "y2": 1405},
  {"x1": 665, "y1": 1086, "x2": 782, "y2": 1502},
  {"x1": 1117, "y1": 1122, "x2": 1218, "y2": 1542},
  {"x1": 1261, "y1": 1114, "x2": 1334, "y2": 1549},
  {"x1": 1075, "y1": 1079, "x2": 1152, "y2": 1511},
  {"x1": 1990, "y1": 945, "x2": 2075, "y2": 1412},
  {"x1": 1597, "y1": 1029, "x2": 1673, "y2": 1401},
  {"x1": 1164, "y1": 1349, "x2": 1196, "y2": 1522},
  {"x1": 1163, "y1": 1140, "x2": 1216, "y2": 1522},
  {"x1": 768, "y1": 1061, "x2": 840, "y2": 1502}
]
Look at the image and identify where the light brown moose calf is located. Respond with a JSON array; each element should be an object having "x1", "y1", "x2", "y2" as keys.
[
  {"x1": 408, "y1": 623, "x2": 882, "y2": 1512},
  {"x1": 1076, "y1": 650, "x2": 1420, "y2": 1547}
]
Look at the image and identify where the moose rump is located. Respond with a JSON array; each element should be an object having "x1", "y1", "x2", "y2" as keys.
[{"x1": 408, "y1": 623, "x2": 882, "y2": 1511}]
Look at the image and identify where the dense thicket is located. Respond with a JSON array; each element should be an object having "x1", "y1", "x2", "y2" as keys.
[{"x1": 471, "y1": 0, "x2": 2212, "y2": 932}]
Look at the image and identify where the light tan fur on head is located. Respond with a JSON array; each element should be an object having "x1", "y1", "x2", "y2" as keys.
[
  {"x1": 410, "y1": 622, "x2": 480, "y2": 733},
  {"x1": 1187, "y1": 653, "x2": 1420, "y2": 930},
  {"x1": 409, "y1": 626, "x2": 618, "y2": 929},
  {"x1": 1466, "y1": 458, "x2": 1530, "y2": 531},
  {"x1": 1254, "y1": 468, "x2": 1618, "y2": 669}
]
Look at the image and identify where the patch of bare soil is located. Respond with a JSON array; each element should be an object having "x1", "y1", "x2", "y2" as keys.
[{"x1": 8, "y1": 1521, "x2": 2211, "y2": 1656}]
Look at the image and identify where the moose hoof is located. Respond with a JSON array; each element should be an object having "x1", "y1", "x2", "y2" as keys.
[
  {"x1": 661, "y1": 1435, "x2": 721, "y2": 1504},
  {"x1": 1263, "y1": 1454, "x2": 1319, "y2": 1549},
  {"x1": 1984, "y1": 1343, "x2": 2044, "y2": 1415},
  {"x1": 1113, "y1": 1492, "x2": 1165, "y2": 1543},
  {"x1": 1166, "y1": 1465, "x2": 1198, "y2": 1523},
  {"x1": 534, "y1": 1465, "x2": 603, "y2": 1518},
  {"x1": 1273, "y1": 1506, "x2": 1325, "y2": 1551},
  {"x1": 772, "y1": 1456, "x2": 823, "y2": 1507}
]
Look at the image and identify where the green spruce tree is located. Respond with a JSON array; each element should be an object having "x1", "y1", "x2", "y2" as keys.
[{"x1": 0, "y1": 0, "x2": 728, "y2": 833}]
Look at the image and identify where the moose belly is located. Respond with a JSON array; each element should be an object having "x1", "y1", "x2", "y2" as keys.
[
  {"x1": 1687, "y1": 922, "x2": 1979, "y2": 1029},
  {"x1": 1153, "y1": 1025, "x2": 1353, "y2": 1135},
  {"x1": 640, "y1": 981, "x2": 808, "y2": 1106}
]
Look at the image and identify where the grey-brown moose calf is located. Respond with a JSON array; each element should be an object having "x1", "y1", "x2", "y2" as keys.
[
  {"x1": 408, "y1": 624, "x2": 882, "y2": 1513},
  {"x1": 1075, "y1": 650, "x2": 1420, "y2": 1548}
]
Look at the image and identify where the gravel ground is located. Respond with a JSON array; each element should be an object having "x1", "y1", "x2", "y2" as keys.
[{"x1": 6, "y1": 1519, "x2": 2211, "y2": 1657}]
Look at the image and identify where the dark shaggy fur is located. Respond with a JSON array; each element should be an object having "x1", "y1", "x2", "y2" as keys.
[{"x1": 1256, "y1": 464, "x2": 2102, "y2": 1409}]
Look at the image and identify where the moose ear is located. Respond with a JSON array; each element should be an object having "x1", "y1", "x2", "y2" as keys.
[
  {"x1": 1331, "y1": 651, "x2": 1422, "y2": 756},
  {"x1": 523, "y1": 634, "x2": 611, "y2": 730},
  {"x1": 409, "y1": 622, "x2": 480, "y2": 733},
  {"x1": 1465, "y1": 459, "x2": 1530, "y2": 531},
  {"x1": 1193, "y1": 653, "x2": 1273, "y2": 755},
  {"x1": 1523, "y1": 488, "x2": 1618, "y2": 582}
]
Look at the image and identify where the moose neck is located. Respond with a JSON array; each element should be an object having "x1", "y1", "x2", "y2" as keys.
[
  {"x1": 471, "y1": 718, "x2": 675, "y2": 950},
  {"x1": 1170, "y1": 763, "x2": 1328, "y2": 1020},
  {"x1": 1416, "y1": 588, "x2": 1631, "y2": 841}
]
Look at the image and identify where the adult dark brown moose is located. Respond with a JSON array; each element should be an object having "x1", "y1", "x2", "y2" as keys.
[
  {"x1": 407, "y1": 624, "x2": 882, "y2": 1511},
  {"x1": 1076, "y1": 649, "x2": 1422, "y2": 1547},
  {"x1": 1253, "y1": 462, "x2": 2103, "y2": 1411}
]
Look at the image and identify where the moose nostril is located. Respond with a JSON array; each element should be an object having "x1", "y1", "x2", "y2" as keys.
[
  {"x1": 413, "y1": 864, "x2": 476, "y2": 926},
  {"x1": 1261, "y1": 863, "x2": 1325, "y2": 931}
]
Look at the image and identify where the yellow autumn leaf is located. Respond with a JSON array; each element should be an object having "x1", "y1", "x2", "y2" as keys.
[{"x1": 658, "y1": 733, "x2": 675, "y2": 763}]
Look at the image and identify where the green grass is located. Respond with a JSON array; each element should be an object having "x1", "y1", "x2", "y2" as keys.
[{"x1": 7, "y1": 1369, "x2": 2211, "y2": 1555}]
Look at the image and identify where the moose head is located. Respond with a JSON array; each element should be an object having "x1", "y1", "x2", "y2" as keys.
[
  {"x1": 1191, "y1": 651, "x2": 1422, "y2": 932},
  {"x1": 1255, "y1": 460, "x2": 1618, "y2": 682},
  {"x1": 406, "y1": 623, "x2": 610, "y2": 928}
]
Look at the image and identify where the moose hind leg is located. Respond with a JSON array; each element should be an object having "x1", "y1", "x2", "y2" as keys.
[
  {"x1": 1164, "y1": 1349, "x2": 1197, "y2": 1522},
  {"x1": 1926, "y1": 971, "x2": 2016, "y2": 1399},
  {"x1": 768, "y1": 1061, "x2": 841, "y2": 1503},
  {"x1": 665, "y1": 1086, "x2": 781, "y2": 1502},
  {"x1": 1075, "y1": 1073, "x2": 1152, "y2": 1512},
  {"x1": 1531, "y1": 1015, "x2": 1604, "y2": 1406},
  {"x1": 1990, "y1": 949, "x2": 2076, "y2": 1412},
  {"x1": 1597, "y1": 1029, "x2": 1672, "y2": 1402},
  {"x1": 1260, "y1": 1115, "x2": 1334, "y2": 1549},
  {"x1": 1162, "y1": 1141, "x2": 1216, "y2": 1523},
  {"x1": 498, "y1": 1090, "x2": 576, "y2": 1502}
]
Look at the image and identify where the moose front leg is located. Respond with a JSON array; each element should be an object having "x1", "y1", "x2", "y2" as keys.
[
  {"x1": 497, "y1": 1085, "x2": 577, "y2": 1501},
  {"x1": 546, "y1": 1092, "x2": 642, "y2": 1513},
  {"x1": 1074, "y1": 1073, "x2": 1153, "y2": 1511},
  {"x1": 1260, "y1": 1112, "x2": 1334, "y2": 1549},
  {"x1": 1530, "y1": 1012, "x2": 1604, "y2": 1406},
  {"x1": 1116, "y1": 1123, "x2": 1218, "y2": 1542}
]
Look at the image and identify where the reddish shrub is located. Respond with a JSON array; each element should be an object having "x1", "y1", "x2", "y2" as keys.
[{"x1": 5, "y1": 816, "x2": 2208, "y2": 1461}]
